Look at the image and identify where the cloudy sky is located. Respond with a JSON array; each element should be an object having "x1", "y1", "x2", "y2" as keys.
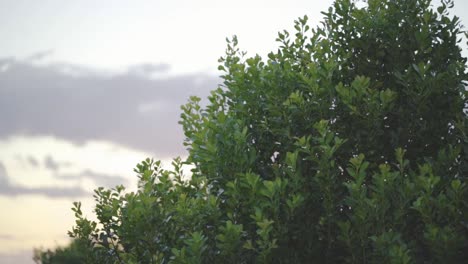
[{"x1": 0, "y1": 0, "x2": 467, "y2": 263}]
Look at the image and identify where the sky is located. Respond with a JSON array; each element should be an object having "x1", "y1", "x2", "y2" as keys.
[{"x1": 0, "y1": 0, "x2": 467, "y2": 263}]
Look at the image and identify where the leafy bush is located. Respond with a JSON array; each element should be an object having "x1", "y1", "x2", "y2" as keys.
[
  {"x1": 66, "y1": 0, "x2": 467, "y2": 263},
  {"x1": 33, "y1": 239, "x2": 94, "y2": 264}
]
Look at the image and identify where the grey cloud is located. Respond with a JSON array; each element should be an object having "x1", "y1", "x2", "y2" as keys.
[
  {"x1": 26, "y1": 50, "x2": 54, "y2": 62},
  {"x1": 0, "y1": 250, "x2": 33, "y2": 264},
  {"x1": 0, "y1": 58, "x2": 219, "y2": 158},
  {"x1": 27, "y1": 156, "x2": 39, "y2": 167},
  {"x1": 128, "y1": 63, "x2": 171, "y2": 76},
  {"x1": 0, "y1": 162, "x2": 8, "y2": 184},
  {"x1": 44, "y1": 155, "x2": 59, "y2": 171},
  {"x1": 56, "y1": 169, "x2": 128, "y2": 188},
  {"x1": 0, "y1": 161, "x2": 88, "y2": 198},
  {"x1": 0, "y1": 234, "x2": 14, "y2": 240},
  {"x1": 44, "y1": 155, "x2": 70, "y2": 171},
  {"x1": 13, "y1": 155, "x2": 40, "y2": 168}
]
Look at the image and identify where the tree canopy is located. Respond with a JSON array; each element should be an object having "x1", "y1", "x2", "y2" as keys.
[{"x1": 54, "y1": 0, "x2": 468, "y2": 263}]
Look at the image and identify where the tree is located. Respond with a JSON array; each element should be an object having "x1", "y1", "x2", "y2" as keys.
[
  {"x1": 70, "y1": 0, "x2": 467, "y2": 263},
  {"x1": 33, "y1": 239, "x2": 94, "y2": 264}
]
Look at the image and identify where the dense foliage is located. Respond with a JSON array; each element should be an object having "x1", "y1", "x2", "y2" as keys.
[
  {"x1": 55, "y1": 0, "x2": 468, "y2": 263},
  {"x1": 33, "y1": 239, "x2": 93, "y2": 264}
]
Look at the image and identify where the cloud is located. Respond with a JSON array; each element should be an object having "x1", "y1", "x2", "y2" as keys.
[
  {"x1": 0, "y1": 58, "x2": 219, "y2": 158},
  {"x1": 14, "y1": 155, "x2": 40, "y2": 168},
  {"x1": 25, "y1": 50, "x2": 54, "y2": 62},
  {"x1": 0, "y1": 250, "x2": 33, "y2": 264},
  {"x1": 27, "y1": 156, "x2": 39, "y2": 167},
  {"x1": 0, "y1": 161, "x2": 88, "y2": 198},
  {"x1": 44, "y1": 155, "x2": 71, "y2": 171},
  {"x1": 0, "y1": 234, "x2": 14, "y2": 240},
  {"x1": 128, "y1": 63, "x2": 171, "y2": 76},
  {"x1": 56, "y1": 169, "x2": 128, "y2": 188}
]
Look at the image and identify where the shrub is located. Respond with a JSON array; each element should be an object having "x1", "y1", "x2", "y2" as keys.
[{"x1": 67, "y1": 0, "x2": 467, "y2": 263}]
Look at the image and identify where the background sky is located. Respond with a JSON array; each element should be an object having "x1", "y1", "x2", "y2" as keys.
[{"x1": 0, "y1": 0, "x2": 466, "y2": 263}]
